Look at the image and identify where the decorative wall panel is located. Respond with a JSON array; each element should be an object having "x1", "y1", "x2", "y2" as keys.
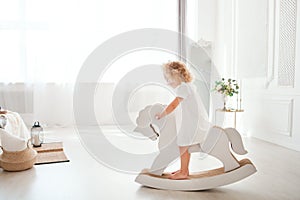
[{"x1": 278, "y1": 0, "x2": 297, "y2": 86}]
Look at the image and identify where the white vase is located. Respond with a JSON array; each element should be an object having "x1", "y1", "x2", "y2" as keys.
[{"x1": 223, "y1": 95, "x2": 228, "y2": 110}]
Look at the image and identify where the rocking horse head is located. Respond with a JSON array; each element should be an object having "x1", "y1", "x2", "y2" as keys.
[{"x1": 134, "y1": 104, "x2": 167, "y2": 141}]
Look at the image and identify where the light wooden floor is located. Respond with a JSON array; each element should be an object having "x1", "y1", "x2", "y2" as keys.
[{"x1": 0, "y1": 126, "x2": 299, "y2": 200}]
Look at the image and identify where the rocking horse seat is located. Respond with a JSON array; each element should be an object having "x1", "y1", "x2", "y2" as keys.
[{"x1": 135, "y1": 159, "x2": 256, "y2": 191}]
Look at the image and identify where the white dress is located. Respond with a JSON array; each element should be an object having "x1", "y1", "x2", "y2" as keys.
[{"x1": 174, "y1": 82, "x2": 210, "y2": 146}]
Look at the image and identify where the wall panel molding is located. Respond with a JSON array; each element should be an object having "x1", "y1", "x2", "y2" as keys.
[
  {"x1": 266, "y1": 0, "x2": 276, "y2": 88},
  {"x1": 277, "y1": 0, "x2": 297, "y2": 87},
  {"x1": 263, "y1": 98, "x2": 294, "y2": 136}
]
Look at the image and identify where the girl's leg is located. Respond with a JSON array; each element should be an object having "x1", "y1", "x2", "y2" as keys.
[{"x1": 169, "y1": 146, "x2": 190, "y2": 180}]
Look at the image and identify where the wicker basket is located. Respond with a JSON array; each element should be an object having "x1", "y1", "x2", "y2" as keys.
[{"x1": 0, "y1": 140, "x2": 37, "y2": 172}]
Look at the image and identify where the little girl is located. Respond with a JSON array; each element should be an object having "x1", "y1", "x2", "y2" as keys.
[{"x1": 156, "y1": 61, "x2": 210, "y2": 180}]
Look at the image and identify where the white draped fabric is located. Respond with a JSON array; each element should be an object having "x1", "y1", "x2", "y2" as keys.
[{"x1": 0, "y1": 0, "x2": 179, "y2": 126}]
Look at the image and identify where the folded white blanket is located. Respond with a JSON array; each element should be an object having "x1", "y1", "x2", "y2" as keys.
[
  {"x1": 0, "y1": 129, "x2": 27, "y2": 151},
  {"x1": 3, "y1": 111, "x2": 30, "y2": 140},
  {"x1": 0, "y1": 111, "x2": 30, "y2": 152}
]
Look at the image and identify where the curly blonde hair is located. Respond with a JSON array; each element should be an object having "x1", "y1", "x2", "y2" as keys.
[{"x1": 163, "y1": 61, "x2": 193, "y2": 83}]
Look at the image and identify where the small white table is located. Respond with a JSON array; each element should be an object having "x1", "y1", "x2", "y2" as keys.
[{"x1": 215, "y1": 108, "x2": 244, "y2": 128}]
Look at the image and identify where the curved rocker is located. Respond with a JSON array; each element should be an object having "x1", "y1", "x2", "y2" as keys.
[{"x1": 134, "y1": 104, "x2": 257, "y2": 191}]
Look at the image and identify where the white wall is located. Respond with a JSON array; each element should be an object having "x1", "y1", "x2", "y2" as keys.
[
  {"x1": 197, "y1": 0, "x2": 217, "y2": 42},
  {"x1": 242, "y1": 0, "x2": 300, "y2": 151},
  {"x1": 212, "y1": 0, "x2": 300, "y2": 151},
  {"x1": 235, "y1": 0, "x2": 268, "y2": 78},
  {"x1": 212, "y1": 0, "x2": 234, "y2": 77}
]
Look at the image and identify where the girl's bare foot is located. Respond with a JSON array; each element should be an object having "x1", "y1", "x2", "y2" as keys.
[
  {"x1": 171, "y1": 169, "x2": 180, "y2": 174},
  {"x1": 164, "y1": 170, "x2": 180, "y2": 178},
  {"x1": 168, "y1": 171, "x2": 189, "y2": 180}
]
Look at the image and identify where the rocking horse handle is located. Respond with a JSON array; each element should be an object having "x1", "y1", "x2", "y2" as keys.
[{"x1": 149, "y1": 124, "x2": 159, "y2": 137}]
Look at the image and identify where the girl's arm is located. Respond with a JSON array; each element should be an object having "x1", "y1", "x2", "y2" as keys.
[{"x1": 156, "y1": 97, "x2": 183, "y2": 119}]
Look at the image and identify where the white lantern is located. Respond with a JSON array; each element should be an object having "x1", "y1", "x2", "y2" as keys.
[{"x1": 31, "y1": 121, "x2": 44, "y2": 147}]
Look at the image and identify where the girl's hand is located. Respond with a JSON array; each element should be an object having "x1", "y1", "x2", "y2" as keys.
[
  {"x1": 155, "y1": 113, "x2": 162, "y2": 120},
  {"x1": 0, "y1": 110, "x2": 7, "y2": 114}
]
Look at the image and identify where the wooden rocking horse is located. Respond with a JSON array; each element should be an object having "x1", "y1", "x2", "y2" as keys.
[{"x1": 134, "y1": 103, "x2": 256, "y2": 191}]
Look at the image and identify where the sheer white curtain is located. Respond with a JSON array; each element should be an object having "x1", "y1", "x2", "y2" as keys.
[{"x1": 0, "y1": 0, "x2": 178, "y2": 126}]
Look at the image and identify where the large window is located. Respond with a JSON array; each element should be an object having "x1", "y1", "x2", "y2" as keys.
[
  {"x1": 0, "y1": 0, "x2": 178, "y2": 83},
  {"x1": 0, "y1": 0, "x2": 181, "y2": 126}
]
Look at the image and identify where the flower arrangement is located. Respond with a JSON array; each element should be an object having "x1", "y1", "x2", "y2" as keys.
[
  {"x1": 213, "y1": 78, "x2": 239, "y2": 97},
  {"x1": 212, "y1": 78, "x2": 240, "y2": 110}
]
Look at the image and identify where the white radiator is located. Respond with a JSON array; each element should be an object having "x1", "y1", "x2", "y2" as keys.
[{"x1": 0, "y1": 83, "x2": 34, "y2": 126}]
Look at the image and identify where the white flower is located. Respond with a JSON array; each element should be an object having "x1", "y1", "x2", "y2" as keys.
[{"x1": 216, "y1": 85, "x2": 222, "y2": 90}]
